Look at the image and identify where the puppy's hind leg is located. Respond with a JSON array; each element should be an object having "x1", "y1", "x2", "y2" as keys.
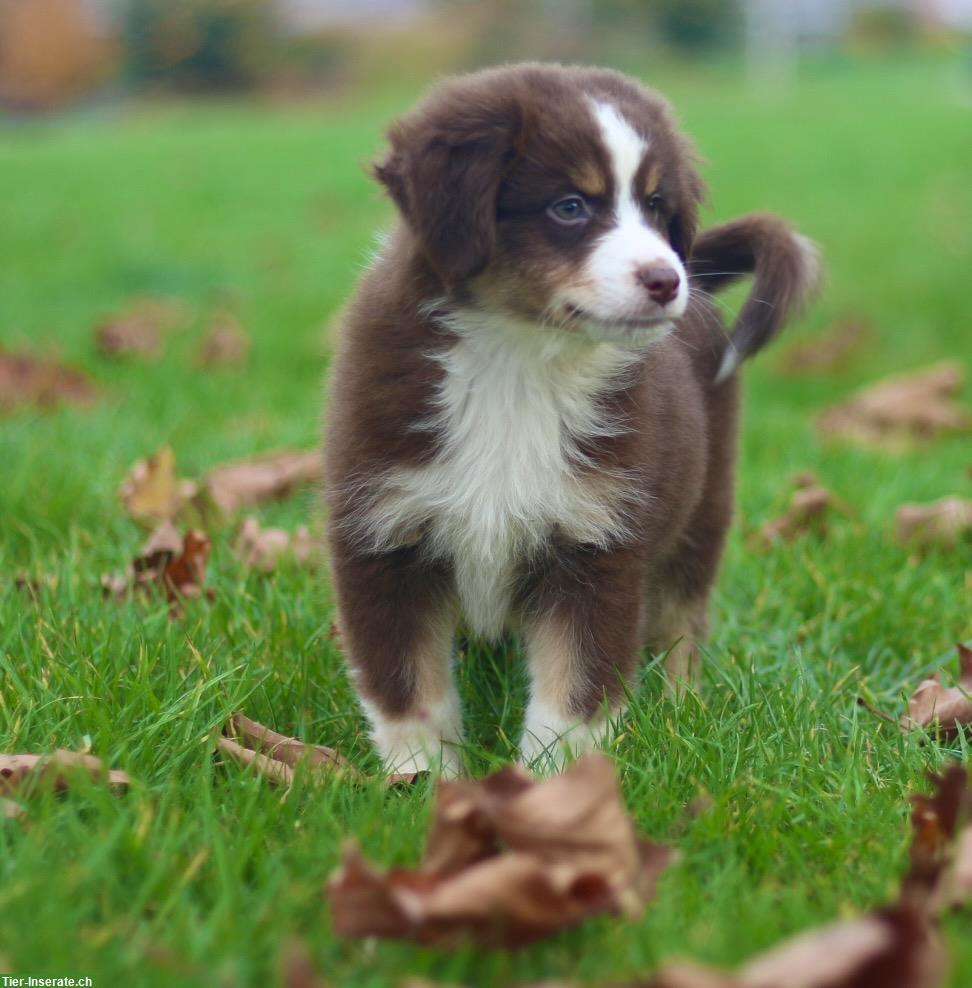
[
  {"x1": 331, "y1": 546, "x2": 462, "y2": 776},
  {"x1": 647, "y1": 373, "x2": 740, "y2": 692},
  {"x1": 646, "y1": 592, "x2": 709, "y2": 691}
]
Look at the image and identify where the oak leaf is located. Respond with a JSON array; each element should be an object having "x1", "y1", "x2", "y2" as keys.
[
  {"x1": 900, "y1": 645, "x2": 972, "y2": 738},
  {"x1": 94, "y1": 297, "x2": 185, "y2": 359},
  {"x1": 102, "y1": 522, "x2": 211, "y2": 614},
  {"x1": 649, "y1": 906, "x2": 943, "y2": 988},
  {"x1": 752, "y1": 473, "x2": 850, "y2": 550},
  {"x1": 327, "y1": 755, "x2": 673, "y2": 948},
  {"x1": 0, "y1": 349, "x2": 97, "y2": 411},
  {"x1": 216, "y1": 713, "x2": 420, "y2": 789},
  {"x1": 0, "y1": 750, "x2": 130, "y2": 796},
  {"x1": 195, "y1": 312, "x2": 249, "y2": 368},
  {"x1": 895, "y1": 497, "x2": 972, "y2": 549},
  {"x1": 234, "y1": 516, "x2": 314, "y2": 572},
  {"x1": 779, "y1": 317, "x2": 872, "y2": 376},
  {"x1": 817, "y1": 362, "x2": 970, "y2": 449},
  {"x1": 119, "y1": 445, "x2": 197, "y2": 526},
  {"x1": 205, "y1": 449, "x2": 321, "y2": 515}
]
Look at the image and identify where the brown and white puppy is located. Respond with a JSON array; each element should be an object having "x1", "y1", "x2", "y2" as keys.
[{"x1": 324, "y1": 63, "x2": 817, "y2": 775}]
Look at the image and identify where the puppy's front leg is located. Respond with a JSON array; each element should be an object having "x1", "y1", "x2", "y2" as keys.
[
  {"x1": 518, "y1": 547, "x2": 645, "y2": 770},
  {"x1": 331, "y1": 546, "x2": 462, "y2": 776}
]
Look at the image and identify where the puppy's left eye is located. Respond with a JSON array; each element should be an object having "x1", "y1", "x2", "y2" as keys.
[
  {"x1": 548, "y1": 195, "x2": 590, "y2": 225},
  {"x1": 646, "y1": 193, "x2": 664, "y2": 212}
]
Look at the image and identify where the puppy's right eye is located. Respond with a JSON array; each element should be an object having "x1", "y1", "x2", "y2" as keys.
[{"x1": 548, "y1": 195, "x2": 590, "y2": 225}]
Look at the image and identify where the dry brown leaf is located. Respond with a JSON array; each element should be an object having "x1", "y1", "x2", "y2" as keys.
[
  {"x1": 196, "y1": 312, "x2": 249, "y2": 368},
  {"x1": 216, "y1": 736, "x2": 297, "y2": 787},
  {"x1": 328, "y1": 754, "x2": 673, "y2": 948},
  {"x1": 895, "y1": 497, "x2": 972, "y2": 549},
  {"x1": 222, "y1": 713, "x2": 353, "y2": 779},
  {"x1": 215, "y1": 713, "x2": 422, "y2": 791},
  {"x1": 204, "y1": 449, "x2": 321, "y2": 515},
  {"x1": 0, "y1": 750, "x2": 130, "y2": 796},
  {"x1": 947, "y1": 825, "x2": 972, "y2": 911},
  {"x1": 234, "y1": 516, "x2": 314, "y2": 571},
  {"x1": 94, "y1": 297, "x2": 184, "y2": 359},
  {"x1": 2, "y1": 798, "x2": 26, "y2": 821},
  {"x1": 779, "y1": 317, "x2": 873, "y2": 376},
  {"x1": 281, "y1": 942, "x2": 330, "y2": 988},
  {"x1": 817, "y1": 362, "x2": 970, "y2": 449},
  {"x1": 900, "y1": 766, "x2": 969, "y2": 918},
  {"x1": 900, "y1": 644, "x2": 972, "y2": 738},
  {"x1": 14, "y1": 571, "x2": 58, "y2": 598},
  {"x1": 119, "y1": 445, "x2": 197, "y2": 526},
  {"x1": 0, "y1": 349, "x2": 97, "y2": 411},
  {"x1": 752, "y1": 473, "x2": 850, "y2": 550},
  {"x1": 102, "y1": 523, "x2": 211, "y2": 613},
  {"x1": 648, "y1": 907, "x2": 942, "y2": 988},
  {"x1": 648, "y1": 963, "x2": 738, "y2": 988}
]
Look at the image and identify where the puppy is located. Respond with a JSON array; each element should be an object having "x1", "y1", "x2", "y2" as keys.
[{"x1": 324, "y1": 63, "x2": 817, "y2": 775}]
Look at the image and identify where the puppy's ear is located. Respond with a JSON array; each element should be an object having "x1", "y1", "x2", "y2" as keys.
[
  {"x1": 373, "y1": 90, "x2": 525, "y2": 284},
  {"x1": 668, "y1": 161, "x2": 705, "y2": 262},
  {"x1": 668, "y1": 137, "x2": 705, "y2": 264}
]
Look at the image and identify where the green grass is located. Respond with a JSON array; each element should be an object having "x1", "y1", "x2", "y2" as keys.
[{"x1": 2, "y1": 53, "x2": 971, "y2": 987}]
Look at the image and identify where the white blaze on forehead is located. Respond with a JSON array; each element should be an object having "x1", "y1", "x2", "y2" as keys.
[
  {"x1": 559, "y1": 99, "x2": 688, "y2": 335},
  {"x1": 592, "y1": 101, "x2": 648, "y2": 195}
]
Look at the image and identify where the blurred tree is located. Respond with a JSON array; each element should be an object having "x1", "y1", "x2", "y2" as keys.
[
  {"x1": 653, "y1": 0, "x2": 740, "y2": 52},
  {"x1": 0, "y1": 0, "x2": 113, "y2": 111},
  {"x1": 121, "y1": 0, "x2": 276, "y2": 91}
]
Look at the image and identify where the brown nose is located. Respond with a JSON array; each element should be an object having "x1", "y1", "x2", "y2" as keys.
[{"x1": 635, "y1": 265, "x2": 680, "y2": 306}]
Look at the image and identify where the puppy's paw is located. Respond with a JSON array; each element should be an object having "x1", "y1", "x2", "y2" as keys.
[
  {"x1": 362, "y1": 694, "x2": 464, "y2": 778},
  {"x1": 517, "y1": 702, "x2": 612, "y2": 774}
]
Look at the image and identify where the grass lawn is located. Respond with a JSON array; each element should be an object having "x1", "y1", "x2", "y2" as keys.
[{"x1": 1, "y1": 53, "x2": 971, "y2": 987}]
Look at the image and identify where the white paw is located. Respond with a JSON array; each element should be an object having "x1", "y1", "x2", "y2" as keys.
[
  {"x1": 518, "y1": 700, "x2": 612, "y2": 773},
  {"x1": 361, "y1": 693, "x2": 463, "y2": 777}
]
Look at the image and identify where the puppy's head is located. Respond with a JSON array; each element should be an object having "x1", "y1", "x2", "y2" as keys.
[{"x1": 374, "y1": 64, "x2": 704, "y2": 345}]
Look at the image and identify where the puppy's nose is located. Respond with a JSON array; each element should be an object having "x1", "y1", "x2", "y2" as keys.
[{"x1": 635, "y1": 265, "x2": 680, "y2": 306}]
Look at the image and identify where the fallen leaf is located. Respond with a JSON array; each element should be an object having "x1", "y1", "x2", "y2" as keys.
[
  {"x1": 162, "y1": 529, "x2": 211, "y2": 599},
  {"x1": 234, "y1": 516, "x2": 314, "y2": 571},
  {"x1": 648, "y1": 964, "x2": 737, "y2": 988},
  {"x1": 196, "y1": 312, "x2": 249, "y2": 368},
  {"x1": 217, "y1": 712, "x2": 354, "y2": 788},
  {"x1": 0, "y1": 349, "x2": 97, "y2": 411},
  {"x1": 119, "y1": 445, "x2": 197, "y2": 526},
  {"x1": 0, "y1": 750, "x2": 130, "y2": 796},
  {"x1": 649, "y1": 906, "x2": 943, "y2": 988},
  {"x1": 900, "y1": 644, "x2": 972, "y2": 738},
  {"x1": 328, "y1": 754, "x2": 673, "y2": 948},
  {"x1": 102, "y1": 523, "x2": 211, "y2": 614},
  {"x1": 817, "y1": 362, "x2": 970, "y2": 449},
  {"x1": 205, "y1": 449, "x2": 321, "y2": 515},
  {"x1": 895, "y1": 497, "x2": 972, "y2": 549},
  {"x1": 751, "y1": 472, "x2": 850, "y2": 550},
  {"x1": 14, "y1": 571, "x2": 58, "y2": 598},
  {"x1": 2, "y1": 798, "x2": 26, "y2": 821},
  {"x1": 215, "y1": 713, "x2": 422, "y2": 792},
  {"x1": 779, "y1": 317, "x2": 873, "y2": 375},
  {"x1": 94, "y1": 297, "x2": 184, "y2": 359},
  {"x1": 900, "y1": 766, "x2": 969, "y2": 917},
  {"x1": 281, "y1": 942, "x2": 330, "y2": 988},
  {"x1": 947, "y1": 824, "x2": 972, "y2": 912}
]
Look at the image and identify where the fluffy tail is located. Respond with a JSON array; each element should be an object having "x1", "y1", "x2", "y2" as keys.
[{"x1": 689, "y1": 212, "x2": 821, "y2": 383}]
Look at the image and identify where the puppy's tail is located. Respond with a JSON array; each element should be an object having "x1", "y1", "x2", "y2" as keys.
[{"x1": 689, "y1": 213, "x2": 821, "y2": 383}]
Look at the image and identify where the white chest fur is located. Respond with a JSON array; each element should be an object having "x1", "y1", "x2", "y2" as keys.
[{"x1": 362, "y1": 311, "x2": 640, "y2": 638}]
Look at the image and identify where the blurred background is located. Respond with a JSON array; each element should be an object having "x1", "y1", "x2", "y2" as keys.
[{"x1": 1, "y1": 0, "x2": 970, "y2": 114}]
